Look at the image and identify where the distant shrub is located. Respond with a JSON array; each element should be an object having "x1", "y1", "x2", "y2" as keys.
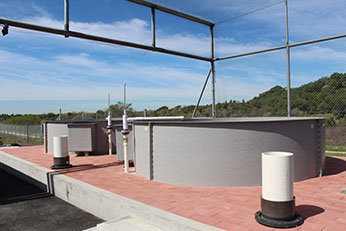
[{"x1": 2, "y1": 114, "x2": 41, "y2": 125}]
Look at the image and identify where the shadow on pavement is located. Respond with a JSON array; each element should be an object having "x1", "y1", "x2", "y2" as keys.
[
  {"x1": 324, "y1": 156, "x2": 346, "y2": 176},
  {"x1": 296, "y1": 204, "x2": 325, "y2": 220}
]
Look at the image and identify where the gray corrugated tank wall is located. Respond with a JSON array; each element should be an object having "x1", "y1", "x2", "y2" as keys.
[{"x1": 133, "y1": 118, "x2": 325, "y2": 187}]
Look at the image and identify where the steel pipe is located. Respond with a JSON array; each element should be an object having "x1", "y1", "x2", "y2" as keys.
[
  {"x1": 64, "y1": 0, "x2": 69, "y2": 37},
  {"x1": 151, "y1": 7, "x2": 156, "y2": 47},
  {"x1": 127, "y1": 0, "x2": 214, "y2": 27},
  {"x1": 192, "y1": 68, "x2": 212, "y2": 118},
  {"x1": 216, "y1": 33, "x2": 346, "y2": 62},
  {"x1": 0, "y1": 18, "x2": 211, "y2": 62}
]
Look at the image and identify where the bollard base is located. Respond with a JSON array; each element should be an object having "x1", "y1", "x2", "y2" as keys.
[
  {"x1": 51, "y1": 164, "x2": 72, "y2": 169},
  {"x1": 51, "y1": 156, "x2": 73, "y2": 169},
  {"x1": 255, "y1": 211, "x2": 303, "y2": 228}
]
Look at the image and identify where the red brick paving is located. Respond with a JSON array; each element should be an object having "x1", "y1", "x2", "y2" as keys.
[{"x1": 2, "y1": 146, "x2": 346, "y2": 231}]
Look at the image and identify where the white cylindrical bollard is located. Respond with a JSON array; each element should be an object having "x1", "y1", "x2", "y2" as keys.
[
  {"x1": 262, "y1": 151, "x2": 293, "y2": 202},
  {"x1": 255, "y1": 151, "x2": 303, "y2": 228},
  {"x1": 51, "y1": 135, "x2": 72, "y2": 169},
  {"x1": 53, "y1": 136, "x2": 68, "y2": 158}
]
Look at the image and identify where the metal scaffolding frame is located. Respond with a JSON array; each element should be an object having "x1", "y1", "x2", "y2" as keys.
[{"x1": 1, "y1": 0, "x2": 346, "y2": 117}]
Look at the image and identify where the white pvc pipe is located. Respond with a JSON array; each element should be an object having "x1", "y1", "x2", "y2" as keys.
[
  {"x1": 123, "y1": 110, "x2": 128, "y2": 130},
  {"x1": 123, "y1": 136, "x2": 129, "y2": 173},
  {"x1": 127, "y1": 116, "x2": 184, "y2": 121},
  {"x1": 107, "y1": 112, "x2": 112, "y2": 127},
  {"x1": 53, "y1": 136, "x2": 68, "y2": 158},
  {"x1": 108, "y1": 134, "x2": 112, "y2": 155},
  {"x1": 107, "y1": 111, "x2": 112, "y2": 155},
  {"x1": 262, "y1": 151, "x2": 294, "y2": 202},
  {"x1": 123, "y1": 109, "x2": 129, "y2": 172}
]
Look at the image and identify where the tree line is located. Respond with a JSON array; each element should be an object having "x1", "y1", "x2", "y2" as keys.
[{"x1": 1, "y1": 72, "x2": 345, "y2": 126}]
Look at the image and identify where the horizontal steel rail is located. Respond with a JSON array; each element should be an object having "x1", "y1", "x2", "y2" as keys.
[
  {"x1": 0, "y1": 18, "x2": 212, "y2": 62},
  {"x1": 127, "y1": 0, "x2": 214, "y2": 27},
  {"x1": 216, "y1": 33, "x2": 346, "y2": 61}
]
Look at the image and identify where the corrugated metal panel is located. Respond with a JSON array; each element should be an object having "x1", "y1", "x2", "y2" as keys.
[
  {"x1": 134, "y1": 125, "x2": 151, "y2": 179},
  {"x1": 142, "y1": 120, "x2": 323, "y2": 187},
  {"x1": 68, "y1": 124, "x2": 96, "y2": 152},
  {"x1": 116, "y1": 129, "x2": 133, "y2": 161}
]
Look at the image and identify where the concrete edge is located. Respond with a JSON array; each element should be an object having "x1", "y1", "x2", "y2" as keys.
[{"x1": 0, "y1": 150, "x2": 223, "y2": 231}]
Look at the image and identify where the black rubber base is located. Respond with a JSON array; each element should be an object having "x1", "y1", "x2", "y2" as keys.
[
  {"x1": 51, "y1": 164, "x2": 73, "y2": 169},
  {"x1": 255, "y1": 211, "x2": 303, "y2": 228},
  {"x1": 51, "y1": 156, "x2": 72, "y2": 169}
]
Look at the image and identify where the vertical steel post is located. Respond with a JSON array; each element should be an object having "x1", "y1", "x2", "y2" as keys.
[
  {"x1": 124, "y1": 82, "x2": 127, "y2": 108},
  {"x1": 26, "y1": 125, "x2": 29, "y2": 144},
  {"x1": 151, "y1": 7, "x2": 156, "y2": 47},
  {"x1": 58, "y1": 108, "x2": 62, "y2": 120},
  {"x1": 285, "y1": 0, "x2": 291, "y2": 117},
  {"x1": 64, "y1": 0, "x2": 69, "y2": 37},
  {"x1": 108, "y1": 93, "x2": 110, "y2": 108},
  {"x1": 210, "y1": 25, "x2": 216, "y2": 118}
]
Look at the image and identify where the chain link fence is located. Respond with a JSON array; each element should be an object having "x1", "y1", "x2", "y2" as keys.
[
  {"x1": 0, "y1": 124, "x2": 43, "y2": 145},
  {"x1": 212, "y1": 2, "x2": 346, "y2": 149},
  {"x1": 290, "y1": 39, "x2": 346, "y2": 148}
]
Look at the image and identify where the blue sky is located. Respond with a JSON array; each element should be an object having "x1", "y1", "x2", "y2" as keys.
[{"x1": 0, "y1": 0, "x2": 345, "y2": 114}]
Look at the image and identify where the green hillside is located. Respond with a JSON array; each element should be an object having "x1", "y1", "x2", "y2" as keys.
[
  {"x1": 1, "y1": 72, "x2": 345, "y2": 125},
  {"x1": 244, "y1": 72, "x2": 346, "y2": 117},
  {"x1": 147, "y1": 72, "x2": 346, "y2": 121}
]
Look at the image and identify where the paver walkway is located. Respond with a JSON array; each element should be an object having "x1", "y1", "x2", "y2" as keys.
[{"x1": 1, "y1": 146, "x2": 346, "y2": 231}]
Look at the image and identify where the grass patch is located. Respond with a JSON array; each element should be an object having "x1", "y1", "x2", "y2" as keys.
[
  {"x1": 326, "y1": 145, "x2": 346, "y2": 152},
  {"x1": 326, "y1": 152, "x2": 346, "y2": 157}
]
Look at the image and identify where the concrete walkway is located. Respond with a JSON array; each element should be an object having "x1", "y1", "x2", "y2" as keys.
[{"x1": 1, "y1": 146, "x2": 346, "y2": 230}]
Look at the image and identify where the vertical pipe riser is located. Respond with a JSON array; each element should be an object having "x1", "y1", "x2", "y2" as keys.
[
  {"x1": 123, "y1": 137, "x2": 129, "y2": 173},
  {"x1": 107, "y1": 112, "x2": 112, "y2": 155}
]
